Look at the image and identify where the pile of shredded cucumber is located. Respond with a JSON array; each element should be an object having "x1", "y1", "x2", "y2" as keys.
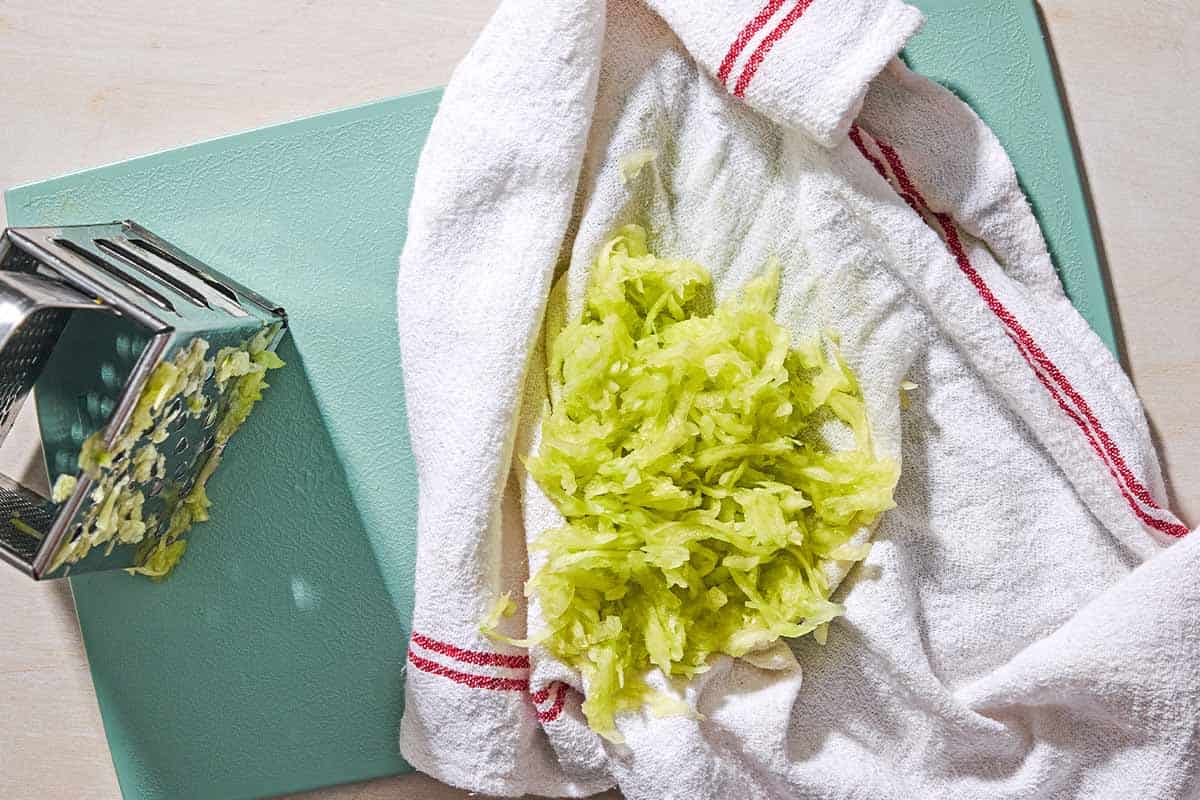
[
  {"x1": 520, "y1": 225, "x2": 898, "y2": 740},
  {"x1": 48, "y1": 325, "x2": 284, "y2": 579}
]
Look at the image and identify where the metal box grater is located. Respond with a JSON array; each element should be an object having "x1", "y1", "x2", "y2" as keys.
[{"x1": 0, "y1": 221, "x2": 287, "y2": 579}]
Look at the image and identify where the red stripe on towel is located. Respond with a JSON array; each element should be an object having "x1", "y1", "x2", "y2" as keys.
[
  {"x1": 717, "y1": 0, "x2": 787, "y2": 85},
  {"x1": 734, "y1": 0, "x2": 817, "y2": 98},
  {"x1": 852, "y1": 128, "x2": 1187, "y2": 538},
  {"x1": 849, "y1": 125, "x2": 923, "y2": 215},
  {"x1": 849, "y1": 125, "x2": 888, "y2": 180},
  {"x1": 537, "y1": 683, "x2": 569, "y2": 723},
  {"x1": 407, "y1": 651, "x2": 530, "y2": 691},
  {"x1": 1010, "y1": 329, "x2": 1190, "y2": 536},
  {"x1": 410, "y1": 632, "x2": 530, "y2": 669},
  {"x1": 873, "y1": 138, "x2": 931, "y2": 210},
  {"x1": 932, "y1": 213, "x2": 1187, "y2": 538}
]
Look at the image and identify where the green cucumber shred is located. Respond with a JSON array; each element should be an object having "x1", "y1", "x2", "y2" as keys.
[
  {"x1": 48, "y1": 325, "x2": 284, "y2": 580},
  {"x1": 516, "y1": 225, "x2": 898, "y2": 740}
]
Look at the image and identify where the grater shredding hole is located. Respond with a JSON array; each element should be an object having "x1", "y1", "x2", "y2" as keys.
[
  {"x1": 202, "y1": 435, "x2": 215, "y2": 453},
  {"x1": 2, "y1": 249, "x2": 40, "y2": 274},
  {"x1": 174, "y1": 437, "x2": 189, "y2": 455},
  {"x1": 173, "y1": 463, "x2": 189, "y2": 482},
  {"x1": 54, "y1": 451, "x2": 76, "y2": 474},
  {"x1": 115, "y1": 334, "x2": 148, "y2": 363},
  {"x1": 100, "y1": 362, "x2": 119, "y2": 390},
  {"x1": 166, "y1": 396, "x2": 183, "y2": 419},
  {"x1": 147, "y1": 479, "x2": 164, "y2": 498}
]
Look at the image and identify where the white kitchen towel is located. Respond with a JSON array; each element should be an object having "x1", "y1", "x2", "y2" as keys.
[{"x1": 395, "y1": 1, "x2": 1198, "y2": 799}]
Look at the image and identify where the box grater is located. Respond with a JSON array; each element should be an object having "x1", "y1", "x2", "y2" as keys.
[{"x1": 0, "y1": 221, "x2": 287, "y2": 579}]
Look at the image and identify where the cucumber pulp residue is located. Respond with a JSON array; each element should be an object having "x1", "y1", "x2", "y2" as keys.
[
  {"x1": 48, "y1": 325, "x2": 284, "y2": 579},
  {"x1": 520, "y1": 225, "x2": 898, "y2": 740}
]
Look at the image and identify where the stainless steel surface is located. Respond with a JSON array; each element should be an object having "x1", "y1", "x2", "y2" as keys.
[
  {"x1": 0, "y1": 306, "x2": 65, "y2": 434},
  {"x1": 0, "y1": 221, "x2": 288, "y2": 579},
  {"x1": 126, "y1": 222, "x2": 289, "y2": 316},
  {"x1": 0, "y1": 262, "x2": 99, "y2": 441},
  {"x1": 6, "y1": 227, "x2": 166, "y2": 335},
  {"x1": 0, "y1": 472, "x2": 58, "y2": 575},
  {"x1": 28, "y1": 330, "x2": 166, "y2": 579}
]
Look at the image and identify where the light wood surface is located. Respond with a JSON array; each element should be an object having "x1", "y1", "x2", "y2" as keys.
[{"x1": 0, "y1": 2, "x2": 1194, "y2": 798}]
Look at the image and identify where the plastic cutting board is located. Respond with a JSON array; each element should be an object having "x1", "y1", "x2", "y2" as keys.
[{"x1": 2, "y1": 0, "x2": 1116, "y2": 797}]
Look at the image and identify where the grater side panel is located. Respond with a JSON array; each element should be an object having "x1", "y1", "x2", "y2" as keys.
[
  {"x1": 0, "y1": 308, "x2": 73, "y2": 440},
  {"x1": 36, "y1": 311, "x2": 153, "y2": 488},
  {"x1": 0, "y1": 477, "x2": 57, "y2": 570}
]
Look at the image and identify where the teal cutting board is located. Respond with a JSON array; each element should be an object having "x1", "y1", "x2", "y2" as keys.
[{"x1": 3, "y1": 1, "x2": 1114, "y2": 798}]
